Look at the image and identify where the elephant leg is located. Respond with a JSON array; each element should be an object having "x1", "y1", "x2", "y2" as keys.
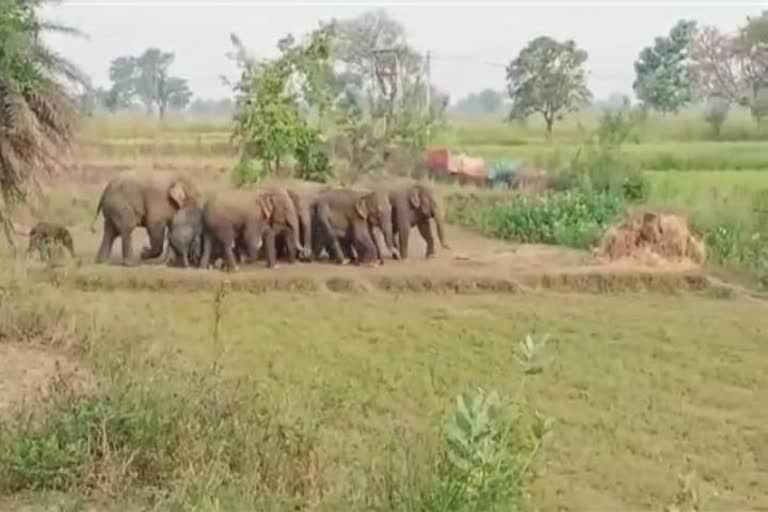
[
  {"x1": 141, "y1": 222, "x2": 166, "y2": 261},
  {"x1": 369, "y1": 226, "x2": 384, "y2": 264},
  {"x1": 398, "y1": 225, "x2": 410, "y2": 260},
  {"x1": 282, "y1": 230, "x2": 297, "y2": 264},
  {"x1": 316, "y1": 204, "x2": 347, "y2": 264},
  {"x1": 310, "y1": 216, "x2": 325, "y2": 261},
  {"x1": 353, "y1": 222, "x2": 377, "y2": 266},
  {"x1": 340, "y1": 237, "x2": 356, "y2": 263},
  {"x1": 199, "y1": 232, "x2": 213, "y2": 269},
  {"x1": 178, "y1": 243, "x2": 190, "y2": 268},
  {"x1": 257, "y1": 229, "x2": 278, "y2": 269},
  {"x1": 120, "y1": 228, "x2": 138, "y2": 267},
  {"x1": 417, "y1": 219, "x2": 435, "y2": 258},
  {"x1": 95, "y1": 219, "x2": 118, "y2": 264}
]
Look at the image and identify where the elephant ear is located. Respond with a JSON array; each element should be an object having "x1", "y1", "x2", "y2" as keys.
[
  {"x1": 258, "y1": 194, "x2": 275, "y2": 219},
  {"x1": 408, "y1": 189, "x2": 421, "y2": 210},
  {"x1": 168, "y1": 181, "x2": 187, "y2": 208},
  {"x1": 355, "y1": 198, "x2": 369, "y2": 219}
]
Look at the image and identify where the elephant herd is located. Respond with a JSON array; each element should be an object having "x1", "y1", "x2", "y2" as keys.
[{"x1": 91, "y1": 169, "x2": 450, "y2": 272}]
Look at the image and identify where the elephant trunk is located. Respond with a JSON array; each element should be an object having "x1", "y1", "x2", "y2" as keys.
[
  {"x1": 433, "y1": 200, "x2": 449, "y2": 249},
  {"x1": 380, "y1": 212, "x2": 399, "y2": 259},
  {"x1": 90, "y1": 192, "x2": 105, "y2": 234},
  {"x1": 300, "y1": 207, "x2": 312, "y2": 260},
  {"x1": 290, "y1": 211, "x2": 304, "y2": 256}
]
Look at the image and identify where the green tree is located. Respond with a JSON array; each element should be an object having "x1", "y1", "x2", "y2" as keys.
[
  {"x1": 506, "y1": 36, "x2": 592, "y2": 138},
  {"x1": 633, "y1": 19, "x2": 697, "y2": 113},
  {"x1": 0, "y1": 0, "x2": 87, "y2": 244},
  {"x1": 106, "y1": 48, "x2": 190, "y2": 118},
  {"x1": 230, "y1": 24, "x2": 335, "y2": 182},
  {"x1": 158, "y1": 75, "x2": 192, "y2": 118}
]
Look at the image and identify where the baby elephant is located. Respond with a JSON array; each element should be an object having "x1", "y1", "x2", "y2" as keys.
[
  {"x1": 24, "y1": 221, "x2": 75, "y2": 259},
  {"x1": 165, "y1": 207, "x2": 246, "y2": 268},
  {"x1": 166, "y1": 207, "x2": 204, "y2": 267}
]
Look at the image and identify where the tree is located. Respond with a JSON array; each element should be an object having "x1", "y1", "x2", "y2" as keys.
[
  {"x1": 690, "y1": 12, "x2": 768, "y2": 125},
  {"x1": 230, "y1": 24, "x2": 335, "y2": 181},
  {"x1": 158, "y1": 76, "x2": 192, "y2": 117},
  {"x1": 0, "y1": 0, "x2": 87, "y2": 244},
  {"x1": 451, "y1": 89, "x2": 505, "y2": 116},
  {"x1": 633, "y1": 19, "x2": 698, "y2": 113},
  {"x1": 506, "y1": 36, "x2": 592, "y2": 138},
  {"x1": 106, "y1": 47, "x2": 190, "y2": 118},
  {"x1": 330, "y1": 9, "x2": 445, "y2": 176}
]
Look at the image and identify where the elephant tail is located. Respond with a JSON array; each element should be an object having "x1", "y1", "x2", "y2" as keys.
[{"x1": 90, "y1": 193, "x2": 105, "y2": 234}]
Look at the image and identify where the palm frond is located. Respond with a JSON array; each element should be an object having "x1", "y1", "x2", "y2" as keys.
[{"x1": 0, "y1": 1, "x2": 86, "y2": 247}]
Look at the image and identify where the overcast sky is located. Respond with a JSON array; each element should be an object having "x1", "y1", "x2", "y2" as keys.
[{"x1": 41, "y1": 1, "x2": 763, "y2": 103}]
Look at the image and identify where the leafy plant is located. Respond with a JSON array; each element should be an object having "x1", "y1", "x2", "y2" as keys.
[
  {"x1": 229, "y1": 24, "x2": 335, "y2": 183},
  {"x1": 457, "y1": 190, "x2": 624, "y2": 250},
  {"x1": 424, "y1": 333, "x2": 554, "y2": 512}
]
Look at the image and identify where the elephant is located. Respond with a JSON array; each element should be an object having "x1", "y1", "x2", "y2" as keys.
[
  {"x1": 163, "y1": 206, "x2": 203, "y2": 267},
  {"x1": 387, "y1": 183, "x2": 449, "y2": 260},
  {"x1": 255, "y1": 178, "x2": 328, "y2": 263},
  {"x1": 311, "y1": 187, "x2": 399, "y2": 266},
  {"x1": 15, "y1": 221, "x2": 75, "y2": 259},
  {"x1": 91, "y1": 170, "x2": 202, "y2": 266},
  {"x1": 199, "y1": 186, "x2": 303, "y2": 271}
]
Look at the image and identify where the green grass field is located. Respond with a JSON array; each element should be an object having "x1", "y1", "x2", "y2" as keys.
[
  {"x1": 2, "y1": 270, "x2": 767, "y2": 511},
  {"x1": 2, "y1": 112, "x2": 768, "y2": 511}
]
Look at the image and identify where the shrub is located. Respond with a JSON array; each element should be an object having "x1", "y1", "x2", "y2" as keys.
[
  {"x1": 0, "y1": 355, "x2": 325, "y2": 507},
  {"x1": 455, "y1": 190, "x2": 624, "y2": 249},
  {"x1": 366, "y1": 334, "x2": 553, "y2": 512},
  {"x1": 230, "y1": 158, "x2": 266, "y2": 185},
  {"x1": 570, "y1": 104, "x2": 651, "y2": 201}
]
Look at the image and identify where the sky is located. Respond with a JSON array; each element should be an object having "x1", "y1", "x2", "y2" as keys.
[{"x1": 41, "y1": 1, "x2": 764, "y2": 103}]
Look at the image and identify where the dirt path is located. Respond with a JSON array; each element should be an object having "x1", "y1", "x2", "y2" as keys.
[{"x1": 38, "y1": 220, "x2": 710, "y2": 298}]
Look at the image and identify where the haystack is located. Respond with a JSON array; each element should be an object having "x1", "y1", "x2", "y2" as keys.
[{"x1": 595, "y1": 212, "x2": 706, "y2": 266}]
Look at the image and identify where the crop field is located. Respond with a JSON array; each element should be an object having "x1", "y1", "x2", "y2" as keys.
[{"x1": 2, "y1": 114, "x2": 768, "y2": 511}]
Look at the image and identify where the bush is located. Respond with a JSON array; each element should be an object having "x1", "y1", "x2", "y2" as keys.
[
  {"x1": 0, "y1": 353, "x2": 325, "y2": 507},
  {"x1": 366, "y1": 335, "x2": 553, "y2": 512},
  {"x1": 455, "y1": 190, "x2": 625, "y2": 249},
  {"x1": 569, "y1": 104, "x2": 651, "y2": 202},
  {"x1": 230, "y1": 158, "x2": 266, "y2": 185}
]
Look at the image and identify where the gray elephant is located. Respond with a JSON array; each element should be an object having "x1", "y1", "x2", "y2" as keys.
[
  {"x1": 91, "y1": 170, "x2": 202, "y2": 266},
  {"x1": 311, "y1": 187, "x2": 399, "y2": 265},
  {"x1": 199, "y1": 186, "x2": 303, "y2": 271},
  {"x1": 163, "y1": 207, "x2": 247, "y2": 268},
  {"x1": 164, "y1": 207, "x2": 202, "y2": 267},
  {"x1": 257, "y1": 178, "x2": 328, "y2": 263},
  {"x1": 387, "y1": 183, "x2": 449, "y2": 259}
]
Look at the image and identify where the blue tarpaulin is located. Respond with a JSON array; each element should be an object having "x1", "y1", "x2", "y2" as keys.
[{"x1": 487, "y1": 159, "x2": 523, "y2": 185}]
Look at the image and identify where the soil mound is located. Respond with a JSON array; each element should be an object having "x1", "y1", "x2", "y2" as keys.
[{"x1": 595, "y1": 212, "x2": 706, "y2": 267}]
